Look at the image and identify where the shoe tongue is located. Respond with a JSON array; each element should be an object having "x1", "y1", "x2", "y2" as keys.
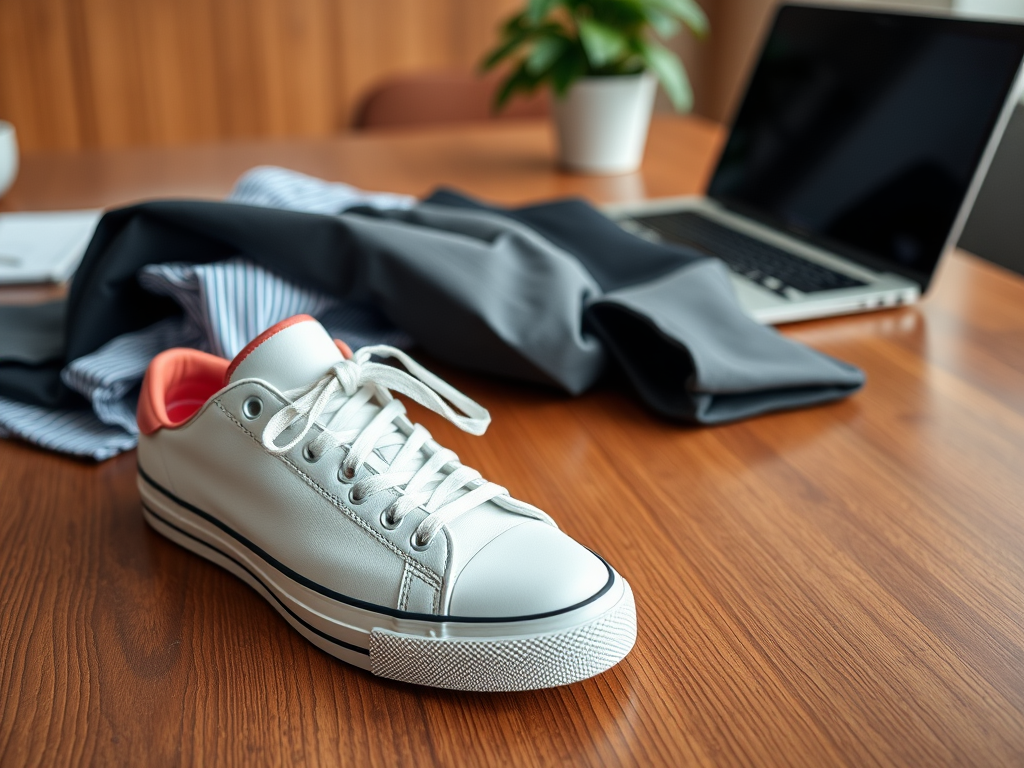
[{"x1": 226, "y1": 314, "x2": 348, "y2": 392}]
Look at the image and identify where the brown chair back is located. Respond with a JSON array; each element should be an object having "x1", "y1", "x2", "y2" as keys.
[{"x1": 352, "y1": 71, "x2": 549, "y2": 130}]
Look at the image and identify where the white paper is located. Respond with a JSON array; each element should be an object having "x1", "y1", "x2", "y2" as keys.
[{"x1": 0, "y1": 209, "x2": 102, "y2": 284}]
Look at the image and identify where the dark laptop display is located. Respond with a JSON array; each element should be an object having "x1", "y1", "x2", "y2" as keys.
[{"x1": 707, "y1": 6, "x2": 1024, "y2": 287}]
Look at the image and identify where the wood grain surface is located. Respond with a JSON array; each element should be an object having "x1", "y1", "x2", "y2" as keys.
[{"x1": 2, "y1": 117, "x2": 1024, "y2": 767}]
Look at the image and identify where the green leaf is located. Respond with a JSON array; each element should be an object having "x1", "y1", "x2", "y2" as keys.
[
  {"x1": 577, "y1": 17, "x2": 630, "y2": 69},
  {"x1": 646, "y1": 8, "x2": 680, "y2": 39},
  {"x1": 493, "y1": 61, "x2": 542, "y2": 111},
  {"x1": 501, "y1": 11, "x2": 528, "y2": 35},
  {"x1": 526, "y1": 35, "x2": 569, "y2": 76},
  {"x1": 550, "y1": 43, "x2": 589, "y2": 94},
  {"x1": 640, "y1": 39, "x2": 692, "y2": 111},
  {"x1": 480, "y1": 27, "x2": 530, "y2": 71},
  {"x1": 591, "y1": 0, "x2": 649, "y2": 30},
  {"x1": 646, "y1": 0, "x2": 709, "y2": 37},
  {"x1": 526, "y1": 0, "x2": 561, "y2": 23}
]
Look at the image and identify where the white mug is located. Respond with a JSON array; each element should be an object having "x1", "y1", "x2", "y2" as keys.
[{"x1": 0, "y1": 121, "x2": 19, "y2": 198}]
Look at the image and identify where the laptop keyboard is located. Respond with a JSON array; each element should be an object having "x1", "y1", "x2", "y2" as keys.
[{"x1": 627, "y1": 212, "x2": 866, "y2": 296}]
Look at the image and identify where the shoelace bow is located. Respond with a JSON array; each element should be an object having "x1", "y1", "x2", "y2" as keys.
[{"x1": 260, "y1": 345, "x2": 554, "y2": 548}]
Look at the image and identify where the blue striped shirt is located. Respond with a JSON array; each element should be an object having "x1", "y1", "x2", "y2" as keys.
[{"x1": 0, "y1": 168, "x2": 413, "y2": 459}]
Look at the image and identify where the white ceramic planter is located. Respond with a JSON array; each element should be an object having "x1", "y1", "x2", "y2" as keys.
[
  {"x1": 552, "y1": 73, "x2": 656, "y2": 175},
  {"x1": 0, "y1": 121, "x2": 18, "y2": 198}
]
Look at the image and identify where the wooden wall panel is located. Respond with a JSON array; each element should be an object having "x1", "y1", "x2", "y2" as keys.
[
  {"x1": 0, "y1": 0, "x2": 522, "y2": 151},
  {"x1": 10, "y1": 0, "x2": 936, "y2": 151},
  {"x1": 0, "y1": 0, "x2": 85, "y2": 150}
]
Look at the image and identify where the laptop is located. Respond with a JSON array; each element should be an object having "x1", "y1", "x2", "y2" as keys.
[{"x1": 607, "y1": 4, "x2": 1024, "y2": 324}]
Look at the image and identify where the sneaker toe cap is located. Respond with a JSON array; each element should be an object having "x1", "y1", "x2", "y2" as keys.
[{"x1": 447, "y1": 522, "x2": 611, "y2": 618}]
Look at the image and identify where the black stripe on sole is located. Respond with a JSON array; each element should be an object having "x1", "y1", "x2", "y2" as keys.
[
  {"x1": 137, "y1": 466, "x2": 616, "y2": 623},
  {"x1": 143, "y1": 501, "x2": 370, "y2": 657}
]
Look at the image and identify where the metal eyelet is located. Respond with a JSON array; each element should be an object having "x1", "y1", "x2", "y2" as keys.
[
  {"x1": 347, "y1": 486, "x2": 366, "y2": 506},
  {"x1": 241, "y1": 396, "x2": 263, "y2": 420},
  {"x1": 380, "y1": 509, "x2": 400, "y2": 530},
  {"x1": 301, "y1": 444, "x2": 320, "y2": 463},
  {"x1": 338, "y1": 464, "x2": 357, "y2": 483},
  {"x1": 410, "y1": 531, "x2": 431, "y2": 551}
]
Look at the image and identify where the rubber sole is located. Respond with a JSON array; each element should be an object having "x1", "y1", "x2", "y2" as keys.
[{"x1": 138, "y1": 472, "x2": 637, "y2": 691}]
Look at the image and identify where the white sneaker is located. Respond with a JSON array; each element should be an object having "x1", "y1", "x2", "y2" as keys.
[{"x1": 136, "y1": 315, "x2": 636, "y2": 691}]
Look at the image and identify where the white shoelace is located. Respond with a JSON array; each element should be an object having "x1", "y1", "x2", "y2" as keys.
[{"x1": 261, "y1": 345, "x2": 554, "y2": 548}]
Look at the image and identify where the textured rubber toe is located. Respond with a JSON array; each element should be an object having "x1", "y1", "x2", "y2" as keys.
[{"x1": 371, "y1": 583, "x2": 636, "y2": 691}]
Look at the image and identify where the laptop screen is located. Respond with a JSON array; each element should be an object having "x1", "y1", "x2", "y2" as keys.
[{"x1": 706, "y1": 5, "x2": 1024, "y2": 284}]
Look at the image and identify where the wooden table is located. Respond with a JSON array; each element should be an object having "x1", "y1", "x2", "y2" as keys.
[{"x1": 3, "y1": 117, "x2": 1024, "y2": 767}]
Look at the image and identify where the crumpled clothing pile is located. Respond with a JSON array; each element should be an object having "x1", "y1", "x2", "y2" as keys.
[{"x1": 0, "y1": 167, "x2": 864, "y2": 460}]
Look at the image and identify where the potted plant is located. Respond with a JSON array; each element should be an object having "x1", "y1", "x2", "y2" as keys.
[{"x1": 482, "y1": 0, "x2": 708, "y2": 175}]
